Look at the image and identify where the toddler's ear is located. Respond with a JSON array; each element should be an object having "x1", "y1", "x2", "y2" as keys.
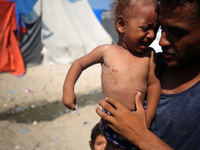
[
  {"x1": 89, "y1": 141, "x2": 92, "y2": 149},
  {"x1": 116, "y1": 15, "x2": 126, "y2": 33}
]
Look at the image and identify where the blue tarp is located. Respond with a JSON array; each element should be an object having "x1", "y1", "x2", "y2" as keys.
[
  {"x1": 7, "y1": 0, "x2": 38, "y2": 34},
  {"x1": 8, "y1": 0, "x2": 38, "y2": 15},
  {"x1": 93, "y1": 9, "x2": 103, "y2": 23}
]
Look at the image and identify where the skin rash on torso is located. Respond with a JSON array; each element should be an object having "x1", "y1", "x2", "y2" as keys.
[{"x1": 101, "y1": 46, "x2": 152, "y2": 111}]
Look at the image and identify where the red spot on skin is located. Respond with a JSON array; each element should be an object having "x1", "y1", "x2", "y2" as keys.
[
  {"x1": 111, "y1": 68, "x2": 119, "y2": 73},
  {"x1": 115, "y1": 70, "x2": 118, "y2": 73},
  {"x1": 109, "y1": 73, "x2": 112, "y2": 75},
  {"x1": 123, "y1": 95, "x2": 128, "y2": 99},
  {"x1": 124, "y1": 88, "x2": 128, "y2": 91},
  {"x1": 113, "y1": 78, "x2": 117, "y2": 84}
]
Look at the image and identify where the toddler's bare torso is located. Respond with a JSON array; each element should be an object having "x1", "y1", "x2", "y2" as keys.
[{"x1": 101, "y1": 44, "x2": 152, "y2": 111}]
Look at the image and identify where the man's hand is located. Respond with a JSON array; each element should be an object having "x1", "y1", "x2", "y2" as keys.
[
  {"x1": 96, "y1": 92, "x2": 147, "y2": 146},
  {"x1": 96, "y1": 92, "x2": 173, "y2": 150}
]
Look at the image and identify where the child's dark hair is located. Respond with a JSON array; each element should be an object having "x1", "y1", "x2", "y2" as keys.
[
  {"x1": 110, "y1": 0, "x2": 158, "y2": 30},
  {"x1": 90, "y1": 123, "x2": 102, "y2": 143},
  {"x1": 110, "y1": 0, "x2": 133, "y2": 24}
]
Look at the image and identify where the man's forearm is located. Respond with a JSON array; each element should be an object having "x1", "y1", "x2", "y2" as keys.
[{"x1": 137, "y1": 129, "x2": 173, "y2": 150}]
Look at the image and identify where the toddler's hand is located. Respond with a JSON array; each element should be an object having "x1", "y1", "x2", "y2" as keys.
[{"x1": 62, "y1": 91, "x2": 77, "y2": 110}]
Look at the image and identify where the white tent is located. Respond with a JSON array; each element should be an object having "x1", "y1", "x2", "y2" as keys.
[
  {"x1": 21, "y1": 0, "x2": 160, "y2": 65},
  {"x1": 41, "y1": 0, "x2": 112, "y2": 64}
]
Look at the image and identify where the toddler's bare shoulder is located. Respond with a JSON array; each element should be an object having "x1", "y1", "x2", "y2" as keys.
[
  {"x1": 98, "y1": 44, "x2": 113, "y2": 49},
  {"x1": 94, "y1": 44, "x2": 115, "y2": 53}
]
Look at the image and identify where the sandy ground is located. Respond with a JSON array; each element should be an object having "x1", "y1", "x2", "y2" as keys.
[{"x1": 0, "y1": 63, "x2": 103, "y2": 150}]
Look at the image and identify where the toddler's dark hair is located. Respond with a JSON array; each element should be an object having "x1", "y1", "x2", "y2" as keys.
[
  {"x1": 110, "y1": 0, "x2": 158, "y2": 31},
  {"x1": 90, "y1": 123, "x2": 103, "y2": 144}
]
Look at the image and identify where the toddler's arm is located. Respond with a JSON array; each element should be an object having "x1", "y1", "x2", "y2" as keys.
[
  {"x1": 146, "y1": 50, "x2": 161, "y2": 128},
  {"x1": 62, "y1": 59, "x2": 85, "y2": 110},
  {"x1": 62, "y1": 45, "x2": 107, "y2": 110}
]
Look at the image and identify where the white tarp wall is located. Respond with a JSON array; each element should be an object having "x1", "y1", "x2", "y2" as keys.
[
  {"x1": 150, "y1": 28, "x2": 162, "y2": 53},
  {"x1": 42, "y1": 0, "x2": 112, "y2": 64}
]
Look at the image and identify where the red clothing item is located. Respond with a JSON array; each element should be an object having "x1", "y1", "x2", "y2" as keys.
[{"x1": 0, "y1": 0, "x2": 25, "y2": 76}]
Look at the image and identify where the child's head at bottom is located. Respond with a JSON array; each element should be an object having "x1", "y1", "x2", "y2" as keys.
[{"x1": 89, "y1": 123, "x2": 107, "y2": 150}]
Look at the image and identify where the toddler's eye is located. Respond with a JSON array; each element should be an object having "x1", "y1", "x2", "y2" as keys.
[
  {"x1": 141, "y1": 27, "x2": 149, "y2": 31},
  {"x1": 97, "y1": 142, "x2": 103, "y2": 145}
]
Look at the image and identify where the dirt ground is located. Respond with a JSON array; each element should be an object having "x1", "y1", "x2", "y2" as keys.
[{"x1": 0, "y1": 63, "x2": 103, "y2": 150}]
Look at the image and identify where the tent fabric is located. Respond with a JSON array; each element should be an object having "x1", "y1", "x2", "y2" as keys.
[
  {"x1": 19, "y1": 15, "x2": 42, "y2": 66},
  {"x1": 101, "y1": 11, "x2": 118, "y2": 44},
  {"x1": 93, "y1": 9, "x2": 103, "y2": 23},
  {"x1": 0, "y1": 0, "x2": 25, "y2": 76},
  {"x1": 42, "y1": 0, "x2": 112, "y2": 64},
  {"x1": 0, "y1": 0, "x2": 113, "y2": 75},
  {"x1": 7, "y1": 0, "x2": 31, "y2": 35},
  {"x1": 8, "y1": 0, "x2": 38, "y2": 15}
]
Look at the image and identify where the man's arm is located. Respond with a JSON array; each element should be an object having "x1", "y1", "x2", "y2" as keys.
[{"x1": 96, "y1": 92, "x2": 173, "y2": 150}]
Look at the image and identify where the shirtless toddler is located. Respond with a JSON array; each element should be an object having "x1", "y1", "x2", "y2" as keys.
[{"x1": 62, "y1": 0, "x2": 160, "y2": 149}]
